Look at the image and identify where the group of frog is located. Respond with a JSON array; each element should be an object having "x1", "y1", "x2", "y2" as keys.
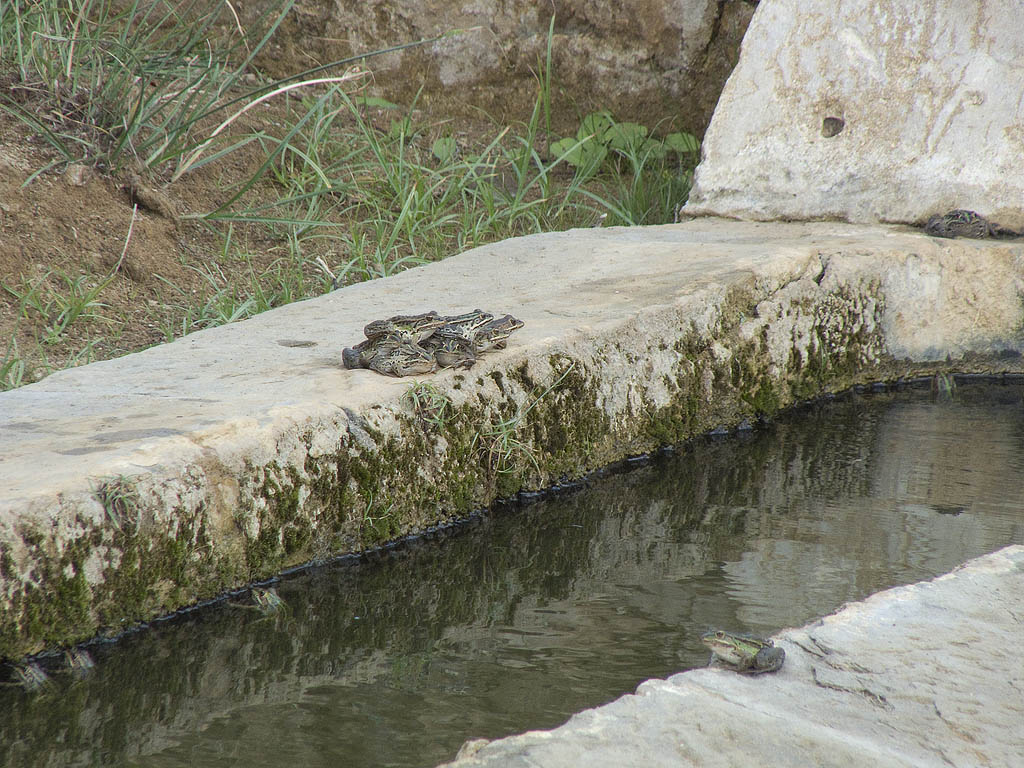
[
  {"x1": 342, "y1": 309, "x2": 524, "y2": 377},
  {"x1": 924, "y1": 209, "x2": 1019, "y2": 239}
]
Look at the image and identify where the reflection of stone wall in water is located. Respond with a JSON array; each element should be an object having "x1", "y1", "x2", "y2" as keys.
[
  {"x1": 3, "y1": 388, "x2": 1023, "y2": 765},
  {"x1": 260, "y1": 0, "x2": 758, "y2": 134}
]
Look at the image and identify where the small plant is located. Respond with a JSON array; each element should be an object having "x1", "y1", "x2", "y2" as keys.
[
  {"x1": 550, "y1": 111, "x2": 698, "y2": 176},
  {"x1": 931, "y1": 372, "x2": 956, "y2": 401},
  {"x1": 549, "y1": 111, "x2": 699, "y2": 225},
  {"x1": 360, "y1": 492, "x2": 398, "y2": 543},
  {"x1": 402, "y1": 381, "x2": 452, "y2": 428},
  {"x1": 91, "y1": 475, "x2": 141, "y2": 532},
  {"x1": 1, "y1": 338, "x2": 26, "y2": 391},
  {"x1": 474, "y1": 363, "x2": 575, "y2": 475}
]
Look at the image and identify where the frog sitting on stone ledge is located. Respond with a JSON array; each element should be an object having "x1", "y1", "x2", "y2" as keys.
[{"x1": 342, "y1": 310, "x2": 524, "y2": 377}]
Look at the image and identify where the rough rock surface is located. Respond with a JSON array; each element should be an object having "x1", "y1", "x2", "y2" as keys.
[
  {"x1": 685, "y1": 0, "x2": 1024, "y2": 228},
  {"x1": 439, "y1": 544, "x2": 1024, "y2": 768},
  {"x1": 266, "y1": 0, "x2": 757, "y2": 133},
  {"x1": 2, "y1": 219, "x2": 1024, "y2": 658}
]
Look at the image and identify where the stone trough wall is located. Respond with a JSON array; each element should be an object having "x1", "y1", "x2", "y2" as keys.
[{"x1": 2, "y1": 220, "x2": 1023, "y2": 659}]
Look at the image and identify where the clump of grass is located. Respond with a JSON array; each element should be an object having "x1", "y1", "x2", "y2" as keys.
[
  {"x1": 1, "y1": 338, "x2": 27, "y2": 390},
  {"x1": 2, "y1": 268, "x2": 116, "y2": 344},
  {"x1": 11, "y1": 663, "x2": 51, "y2": 693},
  {"x1": 474, "y1": 363, "x2": 575, "y2": 475},
  {"x1": 91, "y1": 475, "x2": 141, "y2": 532},
  {"x1": 402, "y1": 381, "x2": 452, "y2": 429},
  {"x1": 64, "y1": 648, "x2": 95, "y2": 680},
  {"x1": 360, "y1": 492, "x2": 398, "y2": 543},
  {"x1": 931, "y1": 372, "x2": 956, "y2": 401},
  {"x1": 0, "y1": 0, "x2": 289, "y2": 175},
  {"x1": 550, "y1": 110, "x2": 700, "y2": 225}
]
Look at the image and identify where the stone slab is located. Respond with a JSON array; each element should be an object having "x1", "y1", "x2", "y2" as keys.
[
  {"x1": 685, "y1": 0, "x2": 1024, "y2": 228},
  {"x1": 2, "y1": 219, "x2": 1024, "y2": 657},
  {"x1": 441, "y1": 544, "x2": 1024, "y2": 768}
]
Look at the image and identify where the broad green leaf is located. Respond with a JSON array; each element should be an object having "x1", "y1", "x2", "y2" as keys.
[
  {"x1": 577, "y1": 111, "x2": 615, "y2": 141},
  {"x1": 664, "y1": 131, "x2": 700, "y2": 154},
  {"x1": 431, "y1": 136, "x2": 458, "y2": 163},
  {"x1": 603, "y1": 122, "x2": 648, "y2": 152},
  {"x1": 355, "y1": 95, "x2": 400, "y2": 110}
]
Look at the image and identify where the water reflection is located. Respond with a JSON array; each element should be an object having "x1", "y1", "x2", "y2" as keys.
[{"x1": 2, "y1": 383, "x2": 1023, "y2": 768}]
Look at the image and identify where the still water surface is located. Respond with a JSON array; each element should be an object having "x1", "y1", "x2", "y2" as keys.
[{"x1": 2, "y1": 383, "x2": 1023, "y2": 767}]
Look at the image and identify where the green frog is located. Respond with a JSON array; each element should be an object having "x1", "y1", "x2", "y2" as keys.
[
  {"x1": 701, "y1": 630, "x2": 785, "y2": 675},
  {"x1": 363, "y1": 311, "x2": 445, "y2": 343},
  {"x1": 344, "y1": 309, "x2": 524, "y2": 376},
  {"x1": 471, "y1": 313, "x2": 525, "y2": 353}
]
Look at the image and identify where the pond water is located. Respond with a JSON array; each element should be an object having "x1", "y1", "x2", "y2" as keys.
[{"x1": 2, "y1": 381, "x2": 1023, "y2": 768}]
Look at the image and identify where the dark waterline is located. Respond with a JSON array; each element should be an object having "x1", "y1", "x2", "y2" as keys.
[{"x1": 2, "y1": 383, "x2": 1023, "y2": 768}]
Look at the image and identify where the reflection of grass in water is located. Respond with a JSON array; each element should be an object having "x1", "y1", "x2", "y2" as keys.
[{"x1": 931, "y1": 372, "x2": 956, "y2": 401}]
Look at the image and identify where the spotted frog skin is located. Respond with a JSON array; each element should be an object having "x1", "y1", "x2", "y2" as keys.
[
  {"x1": 701, "y1": 630, "x2": 785, "y2": 675},
  {"x1": 924, "y1": 209, "x2": 1019, "y2": 239},
  {"x1": 363, "y1": 311, "x2": 445, "y2": 343},
  {"x1": 471, "y1": 314, "x2": 525, "y2": 353},
  {"x1": 366, "y1": 341, "x2": 438, "y2": 377},
  {"x1": 343, "y1": 309, "x2": 524, "y2": 376}
]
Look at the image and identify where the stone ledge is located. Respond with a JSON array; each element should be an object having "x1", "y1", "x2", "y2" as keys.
[
  {"x1": 440, "y1": 544, "x2": 1024, "y2": 768},
  {"x1": 2, "y1": 219, "x2": 1023, "y2": 658}
]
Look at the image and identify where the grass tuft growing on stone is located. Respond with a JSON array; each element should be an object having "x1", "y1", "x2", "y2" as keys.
[
  {"x1": 474, "y1": 363, "x2": 576, "y2": 476},
  {"x1": 402, "y1": 381, "x2": 453, "y2": 429},
  {"x1": 91, "y1": 475, "x2": 141, "y2": 532}
]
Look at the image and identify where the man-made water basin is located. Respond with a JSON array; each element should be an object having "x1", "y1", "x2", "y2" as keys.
[{"x1": 1, "y1": 381, "x2": 1022, "y2": 767}]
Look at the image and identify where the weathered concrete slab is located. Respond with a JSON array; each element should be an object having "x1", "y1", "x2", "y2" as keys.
[
  {"x1": 2, "y1": 219, "x2": 1024, "y2": 657},
  {"x1": 685, "y1": 0, "x2": 1024, "y2": 227},
  {"x1": 441, "y1": 544, "x2": 1024, "y2": 768}
]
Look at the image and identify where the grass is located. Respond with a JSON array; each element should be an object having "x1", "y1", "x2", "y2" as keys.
[
  {"x1": 402, "y1": 381, "x2": 453, "y2": 429},
  {"x1": 0, "y1": 6, "x2": 701, "y2": 391},
  {"x1": 91, "y1": 475, "x2": 141, "y2": 532},
  {"x1": 474, "y1": 363, "x2": 576, "y2": 475}
]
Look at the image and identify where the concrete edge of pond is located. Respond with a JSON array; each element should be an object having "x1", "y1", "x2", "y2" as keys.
[
  {"x1": 440, "y1": 544, "x2": 1024, "y2": 768},
  {"x1": 2, "y1": 218, "x2": 1024, "y2": 658}
]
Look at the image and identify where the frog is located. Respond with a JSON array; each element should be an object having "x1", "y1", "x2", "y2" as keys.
[
  {"x1": 423, "y1": 334, "x2": 477, "y2": 369},
  {"x1": 342, "y1": 336, "x2": 399, "y2": 370},
  {"x1": 363, "y1": 311, "x2": 445, "y2": 343},
  {"x1": 344, "y1": 309, "x2": 524, "y2": 376},
  {"x1": 471, "y1": 313, "x2": 525, "y2": 353},
  {"x1": 924, "y1": 209, "x2": 1018, "y2": 239},
  {"x1": 434, "y1": 309, "x2": 495, "y2": 343},
  {"x1": 367, "y1": 341, "x2": 438, "y2": 377},
  {"x1": 701, "y1": 630, "x2": 785, "y2": 675}
]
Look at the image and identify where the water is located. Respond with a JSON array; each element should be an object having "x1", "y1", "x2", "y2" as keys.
[{"x1": 2, "y1": 381, "x2": 1023, "y2": 768}]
